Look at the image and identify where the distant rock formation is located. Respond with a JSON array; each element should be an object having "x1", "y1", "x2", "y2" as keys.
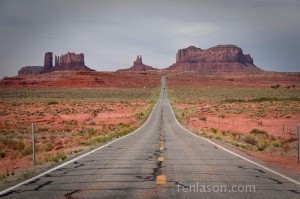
[
  {"x1": 134, "y1": 55, "x2": 143, "y2": 65},
  {"x1": 18, "y1": 66, "x2": 44, "y2": 75},
  {"x1": 18, "y1": 52, "x2": 93, "y2": 75},
  {"x1": 117, "y1": 55, "x2": 157, "y2": 72},
  {"x1": 54, "y1": 52, "x2": 86, "y2": 70},
  {"x1": 167, "y1": 45, "x2": 262, "y2": 72},
  {"x1": 44, "y1": 52, "x2": 53, "y2": 71}
]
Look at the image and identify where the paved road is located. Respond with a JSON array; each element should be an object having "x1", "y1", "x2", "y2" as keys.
[{"x1": 1, "y1": 77, "x2": 300, "y2": 198}]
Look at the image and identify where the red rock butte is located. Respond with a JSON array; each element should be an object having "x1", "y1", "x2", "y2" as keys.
[
  {"x1": 167, "y1": 45, "x2": 262, "y2": 72},
  {"x1": 117, "y1": 55, "x2": 157, "y2": 72},
  {"x1": 18, "y1": 52, "x2": 93, "y2": 75}
]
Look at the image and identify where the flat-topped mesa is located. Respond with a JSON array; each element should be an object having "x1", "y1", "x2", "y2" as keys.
[
  {"x1": 176, "y1": 45, "x2": 253, "y2": 64},
  {"x1": 117, "y1": 55, "x2": 157, "y2": 72},
  {"x1": 170, "y1": 44, "x2": 261, "y2": 72},
  {"x1": 52, "y1": 52, "x2": 88, "y2": 71},
  {"x1": 18, "y1": 52, "x2": 93, "y2": 75},
  {"x1": 54, "y1": 53, "x2": 85, "y2": 67}
]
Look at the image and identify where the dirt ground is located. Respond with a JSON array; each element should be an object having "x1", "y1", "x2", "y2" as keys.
[{"x1": 0, "y1": 70, "x2": 162, "y2": 88}]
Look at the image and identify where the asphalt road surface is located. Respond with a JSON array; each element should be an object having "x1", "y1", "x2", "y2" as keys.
[{"x1": 1, "y1": 77, "x2": 300, "y2": 198}]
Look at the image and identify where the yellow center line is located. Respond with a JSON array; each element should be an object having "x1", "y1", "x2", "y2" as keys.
[
  {"x1": 156, "y1": 175, "x2": 166, "y2": 185},
  {"x1": 159, "y1": 146, "x2": 164, "y2": 151},
  {"x1": 158, "y1": 156, "x2": 164, "y2": 162},
  {"x1": 157, "y1": 130, "x2": 166, "y2": 185}
]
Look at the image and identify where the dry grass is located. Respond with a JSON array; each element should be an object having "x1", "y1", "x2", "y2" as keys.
[
  {"x1": 169, "y1": 84, "x2": 299, "y2": 156},
  {"x1": 168, "y1": 86, "x2": 300, "y2": 119}
]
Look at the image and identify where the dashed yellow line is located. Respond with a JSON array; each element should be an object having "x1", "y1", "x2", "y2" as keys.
[
  {"x1": 157, "y1": 128, "x2": 166, "y2": 185},
  {"x1": 158, "y1": 156, "x2": 164, "y2": 162},
  {"x1": 156, "y1": 175, "x2": 166, "y2": 185}
]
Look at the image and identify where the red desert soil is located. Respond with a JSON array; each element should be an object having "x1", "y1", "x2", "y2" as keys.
[
  {"x1": 167, "y1": 71, "x2": 300, "y2": 87},
  {"x1": 188, "y1": 115, "x2": 299, "y2": 139},
  {"x1": 0, "y1": 70, "x2": 162, "y2": 88},
  {"x1": 247, "y1": 151, "x2": 300, "y2": 175}
]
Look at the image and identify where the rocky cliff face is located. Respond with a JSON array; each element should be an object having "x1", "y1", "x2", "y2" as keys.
[
  {"x1": 169, "y1": 45, "x2": 261, "y2": 72},
  {"x1": 50, "y1": 52, "x2": 91, "y2": 72},
  {"x1": 44, "y1": 52, "x2": 53, "y2": 71},
  {"x1": 54, "y1": 52, "x2": 85, "y2": 69},
  {"x1": 117, "y1": 55, "x2": 157, "y2": 72}
]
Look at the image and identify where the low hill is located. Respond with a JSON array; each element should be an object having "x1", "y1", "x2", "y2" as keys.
[{"x1": 1, "y1": 71, "x2": 161, "y2": 88}]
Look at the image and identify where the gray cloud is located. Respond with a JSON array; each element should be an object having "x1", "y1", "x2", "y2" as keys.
[{"x1": 0, "y1": 0, "x2": 299, "y2": 77}]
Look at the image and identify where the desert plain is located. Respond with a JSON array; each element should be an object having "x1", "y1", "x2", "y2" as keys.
[{"x1": 0, "y1": 70, "x2": 300, "y2": 185}]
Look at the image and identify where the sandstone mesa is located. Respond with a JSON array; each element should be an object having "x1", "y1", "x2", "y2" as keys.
[
  {"x1": 16, "y1": 44, "x2": 263, "y2": 76},
  {"x1": 18, "y1": 52, "x2": 93, "y2": 75},
  {"x1": 168, "y1": 45, "x2": 262, "y2": 72}
]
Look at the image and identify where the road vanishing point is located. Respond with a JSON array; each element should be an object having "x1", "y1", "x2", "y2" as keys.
[{"x1": 1, "y1": 76, "x2": 300, "y2": 198}]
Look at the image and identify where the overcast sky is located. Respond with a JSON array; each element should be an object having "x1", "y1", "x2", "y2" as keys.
[{"x1": 0, "y1": 0, "x2": 299, "y2": 77}]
